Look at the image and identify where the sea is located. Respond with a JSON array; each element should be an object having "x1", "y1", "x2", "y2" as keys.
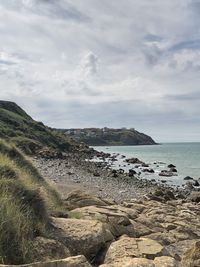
[{"x1": 92, "y1": 143, "x2": 200, "y2": 188}]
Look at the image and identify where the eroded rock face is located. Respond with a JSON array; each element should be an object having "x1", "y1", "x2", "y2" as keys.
[{"x1": 51, "y1": 218, "x2": 114, "y2": 259}]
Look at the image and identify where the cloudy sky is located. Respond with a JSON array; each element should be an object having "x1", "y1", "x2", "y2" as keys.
[{"x1": 0, "y1": 0, "x2": 200, "y2": 142}]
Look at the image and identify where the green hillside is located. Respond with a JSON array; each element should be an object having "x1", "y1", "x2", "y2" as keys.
[{"x1": 0, "y1": 100, "x2": 80, "y2": 154}]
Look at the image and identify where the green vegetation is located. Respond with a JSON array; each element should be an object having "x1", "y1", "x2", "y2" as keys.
[
  {"x1": 63, "y1": 127, "x2": 156, "y2": 146},
  {"x1": 0, "y1": 100, "x2": 78, "y2": 154},
  {"x1": 0, "y1": 140, "x2": 64, "y2": 264}
]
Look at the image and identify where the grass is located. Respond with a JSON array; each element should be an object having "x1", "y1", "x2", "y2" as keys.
[{"x1": 0, "y1": 140, "x2": 65, "y2": 264}]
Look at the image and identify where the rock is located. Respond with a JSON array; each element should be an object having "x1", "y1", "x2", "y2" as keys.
[
  {"x1": 193, "y1": 180, "x2": 200, "y2": 187},
  {"x1": 168, "y1": 164, "x2": 176, "y2": 168},
  {"x1": 32, "y1": 237, "x2": 71, "y2": 262},
  {"x1": 0, "y1": 256, "x2": 92, "y2": 267},
  {"x1": 154, "y1": 256, "x2": 180, "y2": 267},
  {"x1": 128, "y1": 169, "x2": 137, "y2": 177},
  {"x1": 103, "y1": 235, "x2": 169, "y2": 264},
  {"x1": 159, "y1": 171, "x2": 175, "y2": 177},
  {"x1": 181, "y1": 241, "x2": 200, "y2": 267},
  {"x1": 184, "y1": 176, "x2": 194, "y2": 180},
  {"x1": 167, "y1": 239, "x2": 199, "y2": 261},
  {"x1": 142, "y1": 163, "x2": 149, "y2": 167},
  {"x1": 100, "y1": 257, "x2": 155, "y2": 267},
  {"x1": 64, "y1": 190, "x2": 108, "y2": 210},
  {"x1": 125, "y1": 158, "x2": 144, "y2": 164},
  {"x1": 147, "y1": 189, "x2": 175, "y2": 202},
  {"x1": 187, "y1": 192, "x2": 200, "y2": 203},
  {"x1": 68, "y1": 205, "x2": 136, "y2": 237},
  {"x1": 143, "y1": 168, "x2": 155, "y2": 173},
  {"x1": 51, "y1": 218, "x2": 113, "y2": 259},
  {"x1": 170, "y1": 168, "x2": 177, "y2": 173}
]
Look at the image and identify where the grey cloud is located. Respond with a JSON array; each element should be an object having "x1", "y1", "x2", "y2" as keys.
[{"x1": 0, "y1": 0, "x2": 200, "y2": 142}]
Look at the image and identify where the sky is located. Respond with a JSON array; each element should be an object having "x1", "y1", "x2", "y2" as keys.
[{"x1": 0, "y1": 0, "x2": 200, "y2": 142}]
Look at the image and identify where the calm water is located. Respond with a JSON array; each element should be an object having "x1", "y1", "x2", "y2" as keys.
[{"x1": 93, "y1": 143, "x2": 200, "y2": 187}]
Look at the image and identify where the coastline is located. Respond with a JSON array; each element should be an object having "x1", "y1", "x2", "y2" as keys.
[
  {"x1": 28, "y1": 149, "x2": 200, "y2": 266},
  {"x1": 31, "y1": 148, "x2": 193, "y2": 203}
]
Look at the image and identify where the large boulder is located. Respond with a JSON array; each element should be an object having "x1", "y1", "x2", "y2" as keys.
[
  {"x1": 68, "y1": 205, "x2": 136, "y2": 237},
  {"x1": 103, "y1": 235, "x2": 169, "y2": 264},
  {"x1": 51, "y1": 218, "x2": 113, "y2": 260},
  {"x1": 64, "y1": 190, "x2": 108, "y2": 210}
]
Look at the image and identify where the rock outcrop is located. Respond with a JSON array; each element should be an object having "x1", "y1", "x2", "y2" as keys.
[{"x1": 51, "y1": 217, "x2": 113, "y2": 259}]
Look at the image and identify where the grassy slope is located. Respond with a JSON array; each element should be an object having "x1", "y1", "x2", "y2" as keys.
[
  {"x1": 0, "y1": 140, "x2": 64, "y2": 264},
  {"x1": 0, "y1": 101, "x2": 78, "y2": 154}
]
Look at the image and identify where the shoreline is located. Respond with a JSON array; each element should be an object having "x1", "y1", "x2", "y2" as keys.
[{"x1": 31, "y1": 149, "x2": 194, "y2": 203}]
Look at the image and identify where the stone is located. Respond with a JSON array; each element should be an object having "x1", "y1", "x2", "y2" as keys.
[
  {"x1": 125, "y1": 158, "x2": 144, "y2": 164},
  {"x1": 181, "y1": 241, "x2": 200, "y2": 267},
  {"x1": 32, "y1": 237, "x2": 71, "y2": 262},
  {"x1": 68, "y1": 205, "x2": 136, "y2": 237},
  {"x1": 100, "y1": 258, "x2": 155, "y2": 267},
  {"x1": 104, "y1": 235, "x2": 169, "y2": 264},
  {"x1": 167, "y1": 239, "x2": 199, "y2": 261},
  {"x1": 188, "y1": 191, "x2": 200, "y2": 203},
  {"x1": 154, "y1": 256, "x2": 180, "y2": 267},
  {"x1": 51, "y1": 218, "x2": 113, "y2": 259},
  {"x1": 168, "y1": 164, "x2": 176, "y2": 168},
  {"x1": 159, "y1": 171, "x2": 175, "y2": 177},
  {"x1": 64, "y1": 190, "x2": 108, "y2": 210},
  {"x1": 0, "y1": 256, "x2": 92, "y2": 267},
  {"x1": 184, "y1": 176, "x2": 194, "y2": 180}
]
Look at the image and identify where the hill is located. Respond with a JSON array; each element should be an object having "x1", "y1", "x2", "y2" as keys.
[
  {"x1": 62, "y1": 127, "x2": 157, "y2": 146},
  {"x1": 0, "y1": 100, "x2": 85, "y2": 155}
]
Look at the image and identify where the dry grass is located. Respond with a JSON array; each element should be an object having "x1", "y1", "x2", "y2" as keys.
[{"x1": 0, "y1": 140, "x2": 65, "y2": 264}]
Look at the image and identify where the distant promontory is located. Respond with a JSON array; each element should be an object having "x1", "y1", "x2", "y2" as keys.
[{"x1": 61, "y1": 127, "x2": 157, "y2": 146}]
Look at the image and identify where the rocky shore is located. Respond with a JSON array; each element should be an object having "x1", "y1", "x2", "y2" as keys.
[
  {"x1": 32, "y1": 149, "x2": 199, "y2": 203},
  {"x1": 27, "y1": 150, "x2": 200, "y2": 267}
]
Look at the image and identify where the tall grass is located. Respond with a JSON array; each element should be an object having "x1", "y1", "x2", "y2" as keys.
[{"x1": 0, "y1": 140, "x2": 64, "y2": 264}]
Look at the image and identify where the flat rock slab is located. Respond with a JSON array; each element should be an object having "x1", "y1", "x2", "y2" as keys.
[{"x1": 104, "y1": 235, "x2": 170, "y2": 264}]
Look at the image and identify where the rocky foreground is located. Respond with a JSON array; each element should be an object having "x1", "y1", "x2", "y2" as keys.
[
  {"x1": 7, "y1": 189, "x2": 199, "y2": 267},
  {"x1": 25, "y1": 153, "x2": 200, "y2": 267}
]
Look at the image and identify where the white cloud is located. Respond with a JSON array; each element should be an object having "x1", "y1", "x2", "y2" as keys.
[{"x1": 0, "y1": 0, "x2": 200, "y2": 141}]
